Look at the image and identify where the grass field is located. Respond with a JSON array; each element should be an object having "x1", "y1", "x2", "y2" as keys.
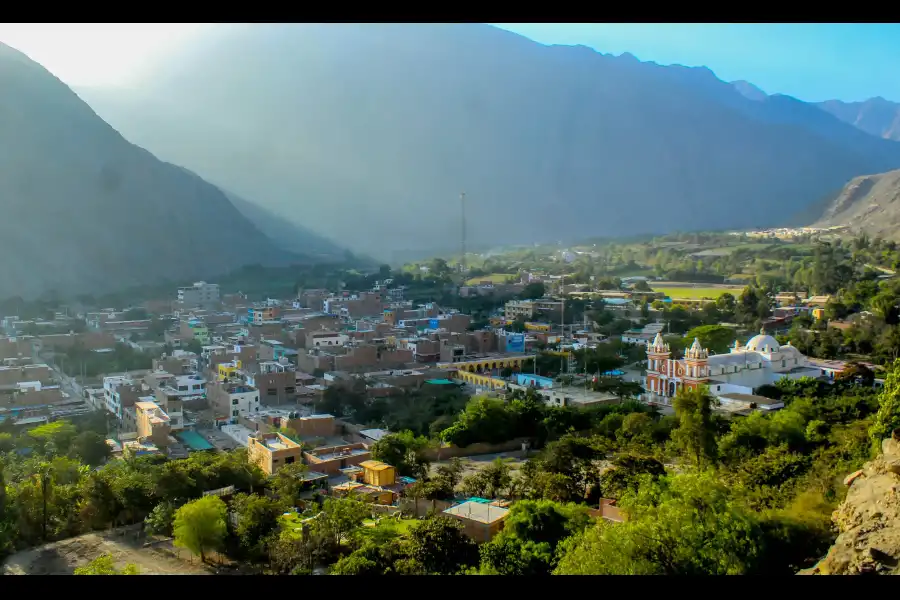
[
  {"x1": 466, "y1": 273, "x2": 516, "y2": 285},
  {"x1": 652, "y1": 286, "x2": 742, "y2": 300}
]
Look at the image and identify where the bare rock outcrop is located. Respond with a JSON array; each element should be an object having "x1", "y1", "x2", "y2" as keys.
[{"x1": 802, "y1": 429, "x2": 900, "y2": 575}]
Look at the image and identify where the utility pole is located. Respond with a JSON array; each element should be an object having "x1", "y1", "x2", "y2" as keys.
[{"x1": 460, "y1": 192, "x2": 467, "y2": 277}]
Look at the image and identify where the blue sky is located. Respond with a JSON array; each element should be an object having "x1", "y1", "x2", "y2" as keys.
[{"x1": 492, "y1": 23, "x2": 900, "y2": 103}]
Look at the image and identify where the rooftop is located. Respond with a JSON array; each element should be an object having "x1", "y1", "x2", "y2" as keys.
[
  {"x1": 444, "y1": 500, "x2": 510, "y2": 525},
  {"x1": 359, "y1": 460, "x2": 392, "y2": 471}
]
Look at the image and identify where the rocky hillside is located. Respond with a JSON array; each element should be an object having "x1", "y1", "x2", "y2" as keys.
[
  {"x1": 811, "y1": 169, "x2": 900, "y2": 240},
  {"x1": 0, "y1": 42, "x2": 293, "y2": 298},
  {"x1": 802, "y1": 430, "x2": 900, "y2": 575},
  {"x1": 75, "y1": 23, "x2": 900, "y2": 261},
  {"x1": 818, "y1": 97, "x2": 900, "y2": 142}
]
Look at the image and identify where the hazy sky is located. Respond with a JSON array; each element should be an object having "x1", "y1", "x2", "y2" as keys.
[
  {"x1": 0, "y1": 23, "x2": 207, "y2": 87},
  {"x1": 494, "y1": 23, "x2": 900, "y2": 103},
  {"x1": 0, "y1": 23, "x2": 896, "y2": 102}
]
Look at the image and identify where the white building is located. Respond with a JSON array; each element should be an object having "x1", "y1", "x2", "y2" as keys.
[
  {"x1": 644, "y1": 329, "x2": 822, "y2": 405},
  {"x1": 177, "y1": 281, "x2": 220, "y2": 308}
]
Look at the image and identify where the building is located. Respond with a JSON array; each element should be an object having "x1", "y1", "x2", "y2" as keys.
[
  {"x1": 503, "y1": 299, "x2": 564, "y2": 321},
  {"x1": 359, "y1": 460, "x2": 397, "y2": 487},
  {"x1": 208, "y1": 381, "x2": 260, "y2": 424},
  {"x1": 303, "y1": 443, "x2": 372, "y2": 475},
  {"x1": 135, "y1": 400, "x2": 171, "y2": 449},
  {"x1": 621, "y1": 322, "x2": 666, "y2": 345},
  {"x1": 247, "y1": 432, "x2": 303, "y2": 476},
  {"x1": 644, "y1": 330, "x2": 822, "y2": 404},
  {"x1": 177, "y1": 282, "x2": 220, "y2": 308},
  {"x1": 248, "y1": 306, "x2": 280, "y2": 325},
  {"x1": 443, "y1": 500, "x2": 510, "y2": 543}
]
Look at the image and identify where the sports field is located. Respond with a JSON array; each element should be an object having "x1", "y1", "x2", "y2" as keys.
[
  {"x1": 465, "y1": 273, "x2": 515, "y2": 285},
  {"x1": 652, "y1": 286, "x2": 742, "y2": 300}
]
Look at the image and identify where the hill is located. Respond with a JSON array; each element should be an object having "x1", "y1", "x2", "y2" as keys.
[
  {"x1": 0, "y1": 42, "x2": 294, "y2": 298},
  {"x1": 818, "y1": 97, "x2": 900, "y2": 142},
  {"x1": 811, "y1": 169, "x2": 900, "y2": 240},
  {"x1": 75, "y1": 23, "x2": 900, "y2": 261}
]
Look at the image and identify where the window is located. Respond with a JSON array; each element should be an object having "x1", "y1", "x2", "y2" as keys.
[
  {"x1": 267, "y1": 388, "x2": 277, "y2": 396},
  {"x1": 232, "y1": 409, "x2": 239, "y2": 417},
  {"x1": 232, "y1": 399, "x2": 239, "y2": 405},
  {"x1": 782, "y1": 360, "x2": 786, "y2": 368},
  {"x1": 285, "y1": 456, "x2": 295, "y2": 464},
  {"x1": 285, "y1": 387, "x2": 296, "y2": 394}
]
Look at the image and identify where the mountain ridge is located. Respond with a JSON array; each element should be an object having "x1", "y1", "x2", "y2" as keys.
[
  {"x1": 72, "y1": 24, "x2": 900, "y2": 259},
  {"x1": 810, "y1": 168, "x2": 900, "y2": 240},
  {"x1": 0, "y1": 41, "x2": 296, "y2": 298}
]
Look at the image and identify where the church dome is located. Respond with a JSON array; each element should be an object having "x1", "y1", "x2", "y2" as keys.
[{"x1": 745, "y1": 329, "x2": 780, "y2": 353}]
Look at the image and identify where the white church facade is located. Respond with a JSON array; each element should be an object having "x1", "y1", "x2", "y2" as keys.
[{"x1": 644, "y1": 329, "x2": 822, "y2": 402}]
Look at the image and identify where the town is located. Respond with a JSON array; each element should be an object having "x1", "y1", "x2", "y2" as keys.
[{"x1": 2, "y1": 229, "x2": 899, "y2": 575}]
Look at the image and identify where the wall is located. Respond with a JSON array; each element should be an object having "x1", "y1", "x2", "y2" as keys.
[{"x1": 422, "y1": 438, "x2": 530, "y2": 461}]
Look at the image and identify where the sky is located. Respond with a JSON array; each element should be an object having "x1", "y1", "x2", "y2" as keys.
[
  {"x1": 0, "y1": 23, "x2": 207, "y2": 88},
  {"x1": 493, "y1": 23, "x2": 900, "y2": 103},
  {"x1": 0, "y1": 23, "x2": 897, "y2": 102}
]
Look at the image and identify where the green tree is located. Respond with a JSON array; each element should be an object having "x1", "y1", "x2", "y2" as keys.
[
  {"x1": 144, "y1": 501, "x2": 177, "y2": 537},
  {"x1": 403, "y1": 516, "x2": 479, "y2": 575},
  {"x1": 520, "y1": 282, "x2": 546, "y2": 300},
  {"x1": 461, "y1": 458, "x2": 513, "y2": 499},
  {"x1": 71, "y1": 431, "x2": 111, "y2": 467},
  {"x1": 480, "y1": 500, "x2": 591, "y2": 575},
  {"x1": 315, "y1": 497, "x2": 370, "y2": 548},
  {"x1": 172, "y1": 496, "x2": 228, "y2": 563},
  {"x1": 73, "y1": 553, "x2": 140, "y2": 575},
  {"x1": 268, "y1": 461, "x2": 309, "y2": 507},
  {"x1": 682, "y1": 324, "x2": 736, "y2": 355},
  {"x1": 0, "y1": 432, "x2": 14, "y2": 453},
  {"x1": 230, "y1": 492, "x2": 281, "y2": 559},
  {"x1": 869, "y1": 359, "x2": 900, "y2": 455},
  {"x1": 27, "y1": 421, "x2": 77, "y2": 455},
  {"x1": 672, "y1": 387, "x2": 718, "y2": 468},
  {"x1": 554, "y1": 472, "x2": 761, "y2": 575},
  {"x1": 370, "y1": 431, "x2": 431, "y2": 479}
]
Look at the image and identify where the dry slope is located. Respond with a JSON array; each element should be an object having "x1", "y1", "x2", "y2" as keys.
[
  {"x1": 802, "y1": 430, "x2": 900, "y2": 575},
  {"x1": 813, "y1": 169, "x2": 900, "y2": 241}
]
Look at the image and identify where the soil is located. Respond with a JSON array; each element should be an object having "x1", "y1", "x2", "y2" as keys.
[{"x1": 2, "y1": 526, "x2": 215, "y2": 575}]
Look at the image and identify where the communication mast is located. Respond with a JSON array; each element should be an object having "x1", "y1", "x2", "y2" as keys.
[{"x1": 460, "y1": 192, "x2": 467, "y2": 276}]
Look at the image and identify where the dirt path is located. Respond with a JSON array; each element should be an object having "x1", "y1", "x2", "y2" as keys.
[{"x1": 2, "y1": 528, "x2": 214, "y2": 575}]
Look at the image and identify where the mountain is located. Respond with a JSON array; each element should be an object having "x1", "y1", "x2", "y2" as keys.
[
  {"x1": 0, "y1": 41, "x2": 293, "y2": 298},
  {"x1": 74, "y1": 23, "x2": 900, "y2": 261},
  {"x1": 817, "y1": 97, "x2": 900, "y2": 142},
  {"x1": 220, "y1": 188, "x2": 343, "y2": 259},
  {"x1": 731, "y1": 80, "x2": 768, "y2": 102},
  {"x1": 810, "y1": 169, "x2": 900, "y2": 240}
]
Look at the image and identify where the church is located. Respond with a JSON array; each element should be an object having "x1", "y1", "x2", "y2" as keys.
[{"x1": 644, "y1": 329, "x2": 822, "y2": 401}]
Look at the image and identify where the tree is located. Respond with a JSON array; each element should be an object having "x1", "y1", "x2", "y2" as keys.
[
  {"x1": 403, "y1": 516, "x2": 479, "y2": 575},
  {"x1": 682, "y1": 325, "x2": 735, "y2": 355},
  {"x1": 315, "y1": 497, "x2": 370, "y2": 548},
  {"x1": 73, "y1": 553, "x2": 139, "y2": 575},
  {"x1": 27, "y1": 421, "x2": 77, "y2": 455},
  {"x1": 268, "y1": 461, "x2": 309, "y2": 507},
  {"x1": 461, "y1": 458, "x2": 513, "y2": 499},
  {"x1": 230, "y1": 492, "x2": 282, "y2": 559},
  {"x1": 480, "y1": 500, "x2": 591, "y2": 575},
  {"x1": 554, "y1": 472, "x2": 762, "y2": 575},
  {"x1": 599, "y1": 453, "x2": 666, "y2": 500},
  {"x1": 869, "y1": 359, "x2": 900, "y2": 455},
  {"x1": 520, "y1": 281, "x2": 546, "y2": 300},
  {"x1": 144, "y1": 501, "x2": 177, "y2": 537},
  {"x1": 0, "y1": 432, "x2": 14, "y2": 453},
  {"x1": 172, "y1": 496, "x2": 227, "y2": 563},
  {"x1": 71, "y1": 431, "x2": 111, "y2": 467},
  {"x1": 672, "y1": 387, "x2": 718, "y2": 468},
  {"x1": 371, "y1": 431, "x2": 431, "y2": 478}
]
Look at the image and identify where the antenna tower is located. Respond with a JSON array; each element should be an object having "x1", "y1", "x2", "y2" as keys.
[{"x1": 460, "y1": 192, "x2": 467, "y2": 276}]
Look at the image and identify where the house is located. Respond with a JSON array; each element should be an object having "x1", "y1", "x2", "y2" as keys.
[
  {"x1": 303, "y1": 443, "x2": 372, "y2": 475},
  {"x1": 247, "y1": 432, "x2": 303, "y2": 476},
  {"x1": 442, "y1": 500, "x2": 510, "y2": 543},
  {"x1": 135, "y1": 400, "x2": 171, "y2": 449},
  {"x1": 331, "y1": 481, "x2": 394, "y2": 505},
  {"x1": 359, "y1": 460, "x2": 397, "y2": 487}
]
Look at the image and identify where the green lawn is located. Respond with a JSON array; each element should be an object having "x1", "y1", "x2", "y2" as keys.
[
  {"x1": 466, "y1": 273, "x2": 516, "y2": 285},
  {"x1": 652, "y1": 286, "x2": 742, "y2": 300}
]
